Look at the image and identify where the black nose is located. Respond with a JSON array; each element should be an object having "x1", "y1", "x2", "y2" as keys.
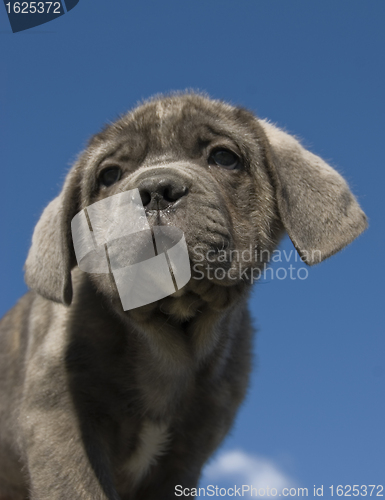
[{"x1": 138, "y1": 176, "x2": 189, "y2": 210}]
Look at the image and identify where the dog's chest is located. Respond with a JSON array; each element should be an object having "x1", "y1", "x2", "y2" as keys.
[{"x1": 122, "y1": 419, "x2": 169, "y2": 484}]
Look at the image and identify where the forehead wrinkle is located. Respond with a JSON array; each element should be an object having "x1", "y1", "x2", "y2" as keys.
[
  {"x1": 83, "y1": 141, "x2": 123, "y2": 175},
  {"x1": 98, "y1": 123, "x2": 150, "y2": 163},
  {"x1": 155, "y1": 100, "x2": 183, "y2": 121},
  {"x1": 114, "y1": 104, "x2": 179, "y2": 156},
  {"x1": 113, "y1": 141, "x2": 145, "y2": 163},
  {"x1": 102, "y1": 99, "x2": 262, "y2": 164},
  {"x1": 154, "y1": 101, "x2": 185, "y2": 150}
]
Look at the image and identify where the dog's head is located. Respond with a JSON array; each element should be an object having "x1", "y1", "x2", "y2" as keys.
[{"x1": 25, "y1": 93, "x2": 367, "y2": 312}]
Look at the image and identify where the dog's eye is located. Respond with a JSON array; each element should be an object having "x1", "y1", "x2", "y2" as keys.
[
  {"x1": 209, "y1": 149, "x2": 240, "y2": 170},
  {"x1": 99, "y1": 167, "x2": 122, "y2": 187}
]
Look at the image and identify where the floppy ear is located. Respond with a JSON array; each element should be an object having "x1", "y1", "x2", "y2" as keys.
[
  {"x1": 259, "y1": 119, "x2": 367, "y2": 265},
  {"x1": 24, "y1": 167, "x2": 81, "y2": 305}
]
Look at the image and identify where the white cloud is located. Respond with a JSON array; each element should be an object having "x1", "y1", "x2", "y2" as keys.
[{"x1": 202, "y1": 449, "x2": 297, "y2": 493}]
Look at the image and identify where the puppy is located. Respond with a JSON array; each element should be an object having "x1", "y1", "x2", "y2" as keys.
[{"x1": 0, "y1": 93, "x2": 367, "y2": 500}]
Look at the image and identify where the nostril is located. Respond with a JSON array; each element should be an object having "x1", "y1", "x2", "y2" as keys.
[
  {"x1": 139, "y1": 190, "x2": 151, "y2": 207},
  {"x1": 164, "y1": 186, "x2": 188, "y2": 203}
]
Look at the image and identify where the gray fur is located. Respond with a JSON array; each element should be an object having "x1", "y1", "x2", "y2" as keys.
[
  {"x1": 260, "y1": 119, "x2": 367, "y2": 264},
  {"x1": 0, "y1": 93, "x2": 367, "y2": 500}
]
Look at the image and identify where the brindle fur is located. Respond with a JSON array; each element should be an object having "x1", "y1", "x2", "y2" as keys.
[{"x1": 0, "y1": 93, "x2": 367, "y2": 500}]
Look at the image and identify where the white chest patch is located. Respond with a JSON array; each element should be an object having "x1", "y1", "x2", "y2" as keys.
[{"x1": 125, "y1": 420, "x2": 170, "y2": 484}]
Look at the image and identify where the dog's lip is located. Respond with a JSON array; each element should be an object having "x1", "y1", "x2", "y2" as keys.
[{"x1": 144, "y1": 209, "x2": 173, "y2": 227}]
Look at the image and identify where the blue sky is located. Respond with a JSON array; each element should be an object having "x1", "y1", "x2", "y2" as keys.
[{"x1": 1, "y1": 0, "x2": 384, "y2": 496}]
